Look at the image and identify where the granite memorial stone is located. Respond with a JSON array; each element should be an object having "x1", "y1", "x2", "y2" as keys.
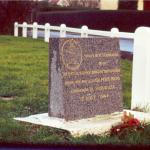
[{"x1": 49, "y1": 38, "x2": 123, "y2": 121}]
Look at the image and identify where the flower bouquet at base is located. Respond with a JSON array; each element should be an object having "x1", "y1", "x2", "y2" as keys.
[{"x1": 110, "y1": 111, "x2": 146, "y2": 139}]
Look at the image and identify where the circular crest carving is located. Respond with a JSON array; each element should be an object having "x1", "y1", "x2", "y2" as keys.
[{"x1": 61, "y1": 39, "x2": 82, "y2": 71}]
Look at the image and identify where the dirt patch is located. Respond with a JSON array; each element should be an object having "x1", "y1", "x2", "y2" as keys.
[{"x1": 0, "y1": 96, "x2": 16, "y2": 101}]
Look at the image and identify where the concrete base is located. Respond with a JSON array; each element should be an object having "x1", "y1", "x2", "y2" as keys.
[{"x1": 14, "y1": 109, "x2": 150, "y2": 137}]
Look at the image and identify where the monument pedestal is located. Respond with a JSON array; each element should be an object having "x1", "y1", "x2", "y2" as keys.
[
  {"x1": 14, "y1": 110, "x2": 150, "y2": 137},
  {"x1": 15, "y1": 112, "x2": 122, "y2": 136}
]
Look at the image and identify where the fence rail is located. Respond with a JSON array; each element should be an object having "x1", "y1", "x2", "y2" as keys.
[{"x1": 14, "y1": 22, "x2": 134, "y2": 42}]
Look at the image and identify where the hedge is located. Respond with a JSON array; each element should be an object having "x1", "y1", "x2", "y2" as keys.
[{"x1": 36, "y1": 10, "x2": 150, "y2": 32}]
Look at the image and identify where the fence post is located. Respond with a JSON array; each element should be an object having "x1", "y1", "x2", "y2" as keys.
[
  {"x1": 131, "y1": 27, "x2": 150, "y2": 111},
  {"x1": 44, "y1": 23, "x2": 50, "y2": 42},
  {"x1": 111, "y1": 28, "x2": 119, "y2": 37},
  {"x1": 32, "y1": 22, "x2": 38, "y2": 39},
  {"x1": 22, "y1": 22, "x2": 27, "y2": 38},
  {"x1": 81, "y1": 26, "x2": 88, "y2": 37},
  {"x1": 14, "y1": 22, "x2": 18, "y2": 37},
  {"x1": 60, "y1": 24, "x2": 66, "y2": 37}
]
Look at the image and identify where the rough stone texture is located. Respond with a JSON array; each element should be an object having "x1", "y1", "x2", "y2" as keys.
[{"x1": 49, "y1": 38, "x2": 123, "y2": 121}]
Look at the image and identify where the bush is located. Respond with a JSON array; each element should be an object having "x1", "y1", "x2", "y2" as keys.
[
  {"x1": 36, "y1": 10, "x2": 150, "y2": 32},
  {"x1": 0, "y1": 1, "x2": 35, "y2": 35}
]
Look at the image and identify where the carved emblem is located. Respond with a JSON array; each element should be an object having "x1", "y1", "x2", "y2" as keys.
[{"x1": 61, "y1": 39, "x2": 82, "y2": 71}]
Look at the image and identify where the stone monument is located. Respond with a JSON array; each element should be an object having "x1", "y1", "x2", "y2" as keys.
[{"x1": 49, "y1": 38, "x2": 123, "y2": 121}]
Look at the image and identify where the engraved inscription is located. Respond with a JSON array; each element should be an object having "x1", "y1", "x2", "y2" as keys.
[{"x1": 62, "y1": 50, "x2": 121, "y2": 102}]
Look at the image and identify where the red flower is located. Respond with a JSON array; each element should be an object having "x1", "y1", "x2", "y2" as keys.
[
  {"x1": 110, "y1": 111, "x2": 142, "y2": 138},
  {"x1": 127, "y1": 118, "x2": 140, "y2": 126}
]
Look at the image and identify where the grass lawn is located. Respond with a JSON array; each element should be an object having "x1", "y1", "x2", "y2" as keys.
[{"x1": 0, "y1": 35, "x2": 150, "y2": 145}]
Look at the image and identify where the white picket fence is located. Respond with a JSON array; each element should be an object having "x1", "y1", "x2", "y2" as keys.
[
  {"x1": 14, "y1": 22, "x2": 134, "y2": 42},
  {"x1": 14, "y1": 22, "x2": 150, "y2": 112}
]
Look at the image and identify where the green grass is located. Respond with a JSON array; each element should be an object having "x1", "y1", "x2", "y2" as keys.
[
  {"x1": 121, "y1": 59, "x2": 132, "y2": 109},
  {"x1": 0, "y1": 35, "x2": 149, "y2": 145}
]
